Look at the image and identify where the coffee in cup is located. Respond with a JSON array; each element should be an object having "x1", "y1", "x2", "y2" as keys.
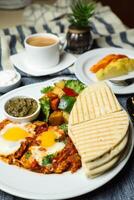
[
  {"x1": 24, "y1": 33, "x2": 61, "y2": 70},
  {"x1": 26, "y1": 36, "x2": 57, "y2": 47}
]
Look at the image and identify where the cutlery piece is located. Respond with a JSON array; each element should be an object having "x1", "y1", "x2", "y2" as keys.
[{"x1": 109, "y1": 79, "x2": 134, "y2": 86}]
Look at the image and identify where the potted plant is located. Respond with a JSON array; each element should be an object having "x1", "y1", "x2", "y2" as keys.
[{"x1": 66, "y1": 0, "x2": 96, "y2": 54}]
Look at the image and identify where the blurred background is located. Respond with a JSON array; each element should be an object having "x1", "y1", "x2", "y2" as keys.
[
  {"x1": 0, "y1": 0, "x2": 133, "y2": 29},
  {"x1": 0, "y1": 0, "x2": 56, "y2": 28},
  {"x1": 100, "y1": 0, "x2": 133, "y2": 28}
]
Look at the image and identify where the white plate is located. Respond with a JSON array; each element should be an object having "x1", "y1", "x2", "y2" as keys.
[
  {"x1": 0, "y1": 76, "x2": 133, "y2": 200},
  {"x1": 10, "y1": 51, "x2": 76, "y2": 76},
  {"x1": 75, "y1": 47, "x2": 134, "y2": 94}
]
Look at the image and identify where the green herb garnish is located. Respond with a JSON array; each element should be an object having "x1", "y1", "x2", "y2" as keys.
[
  {"x1": 25, "y1": 151, "x2": 31, "y2": 159},
  {"x1": 59, "y1": 123, "x2": 68, "y2": 133},
  {"x1": 42, "y1": 154, "x2": 54, "y2": 166},
  {"x1": 41, "y1": 86, "x2": 53, "y2": 94}
]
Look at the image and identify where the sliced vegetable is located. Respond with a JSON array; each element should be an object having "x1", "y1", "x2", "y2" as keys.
[
  {"x1": 40, "y1": 97, "x2": 50, "y2": 122},
  {"x1": 63, "y1": 87, "x2": 78, "y2": 97},
  {"x1": 54, "y1": 80, "x2": 65, "y2": 89},
  {"x1": 65, "y1": 80, "x2": 85, "y2": 94},
  {"x1": 58, "y1": 95, "x2": 76, "y2": 113},
  {"x1": 41, "y1": 86, "x2": 53, "y2": 94},
  {"x1": 50, "y1": 97, "x2": 59, "y2": 111},
  {"x1": 59, "y1": 123, "x2": 68, "y2": 133},
  {"x1": 63, "y1": 111, "x2": 69, "y2": 123},
  {"x1": 46, "y1": 92, "x2": 58, "y2": 100},
  {"x1": 42, "y1": 154, "x2": 54, "y2": 166},
  {"x1": 52, "y1": 86, "x2": 65, "y2": 98},
  {"x1": 49, "y1": 111, "x2": 64, "y2": 126}
]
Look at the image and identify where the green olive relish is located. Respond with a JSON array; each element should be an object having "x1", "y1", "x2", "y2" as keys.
[{"x1": 5, "y1": 97, "x2": 38, "y2": 117}]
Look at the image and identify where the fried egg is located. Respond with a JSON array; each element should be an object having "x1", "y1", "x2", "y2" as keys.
[
  {"x1": 31, "y1": 130, "x2": 65, "y2": 166},
  {"x1": 0, "y1": 123, "x2": 31, "y2": 156}
]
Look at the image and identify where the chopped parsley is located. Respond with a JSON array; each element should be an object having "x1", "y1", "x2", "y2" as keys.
[
  {"x1": 42, "y1": 154, "x2": 54, "y2": 166},
  {"x1": 59, "y1": 123, "x2": 68, "y2": 133},
  {"x1": 25, "y1": 151, "x2": 31, "y2": 159}
]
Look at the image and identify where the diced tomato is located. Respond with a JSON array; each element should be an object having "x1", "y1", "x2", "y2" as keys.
[
  {"x1": 50, "y1": 97, "x2": 60, "y2": 111},
  {"x1": 31, "y1": 160, "x2": 38, "y2": 169},
  {"x1": 63, "y1": 87, "x2": 78, "y2": 97},
  {"x1": 46, "y1": 92, "x2": 58, "y2": 100}
]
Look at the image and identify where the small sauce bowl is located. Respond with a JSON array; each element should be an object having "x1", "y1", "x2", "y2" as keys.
[
  {"x1": 0, "y1": 71, "x2": 21, "y2": 93},
  {"x1": 3, "y1": 96, "x2": 41, "y2": 123}
]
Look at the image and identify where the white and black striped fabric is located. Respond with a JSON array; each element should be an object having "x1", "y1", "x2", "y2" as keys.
[{"x1": 0, "y1": 1, "x2": 134, "y2": 85}]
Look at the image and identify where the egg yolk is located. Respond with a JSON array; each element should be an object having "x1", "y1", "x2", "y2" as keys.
[
  {"x1": 39, "y1": 130, "x2": 57, "y2": 148},
  {"x1": 3, "y1": 127, "x2": 28, "y2": 141}
]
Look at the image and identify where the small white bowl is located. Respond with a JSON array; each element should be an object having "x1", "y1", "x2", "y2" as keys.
[
  {"x1": 0, "y1": 71, "x2": 21, "y2": 93},
  {"x1": 3, "y1": 96, "x2": 41, "y2": 123}
]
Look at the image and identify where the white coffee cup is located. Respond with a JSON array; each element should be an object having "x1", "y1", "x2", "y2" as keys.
[{"x1": 24, "y1": 33, "x2": 60, "y2": 70}]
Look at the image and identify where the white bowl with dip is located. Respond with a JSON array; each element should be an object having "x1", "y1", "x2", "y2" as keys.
[
  {"x1": 0, "y1": 70, "x2": 21, "y2": 93},
  {"x1": 3, "y1": 96, "x2": 41, "y2": 123}
]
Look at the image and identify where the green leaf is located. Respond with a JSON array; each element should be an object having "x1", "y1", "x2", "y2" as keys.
[
  {"x1": 65, "y1": 80, "x2": 85, "y2": 94},
  {"x1": 59, "y1": 123, "x2": 68, "y2": 133},
  {"x1": 68, "y1": 0, "x2": 96, "y2": 27},
  {"x1": 42, "y1": 154, "x2": 54, "y2": 166},
  {"x1": 25, "y1": 151, "x2": 31, "y2": 159},
  {"x1": 41, "y1": 86, "x2": 53, "y2": 94},
  {"x1": 40, "y1": 97, "x2": 50, "y2": 122}
]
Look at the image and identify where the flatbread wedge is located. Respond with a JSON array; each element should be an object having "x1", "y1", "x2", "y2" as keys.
[
  {"x1": 69, "y1": 82, "x2": 121, "y2": 125},
  {"x1": 68, "y1": 82, "x2": 130, "y2": 178},
  {"x1": 84, "y1": 132, "x2": 128, "y2": 170},
  {"x1": 83, "y1": 154, "x2": 120, "y2": 178},
  {"x1": 69, "y1": 111, "x2": 129, "y2": 162}
]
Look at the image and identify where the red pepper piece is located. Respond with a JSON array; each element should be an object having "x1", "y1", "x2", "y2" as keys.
[
  {"x1": 63, "y1": 87, "x2": 78, "y2": 97},
  {"x1": 51, "y1": 97, "x2": 60, "y2": 111}
]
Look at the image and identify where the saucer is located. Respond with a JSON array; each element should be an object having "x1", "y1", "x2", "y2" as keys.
[{"x1": 10, "y1": 51, "x2": 76, "y2": 76}]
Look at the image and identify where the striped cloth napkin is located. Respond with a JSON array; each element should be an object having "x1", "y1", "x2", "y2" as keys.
[{"x1": 0, "y1": 0, "x2": 134, "y2": 85}]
